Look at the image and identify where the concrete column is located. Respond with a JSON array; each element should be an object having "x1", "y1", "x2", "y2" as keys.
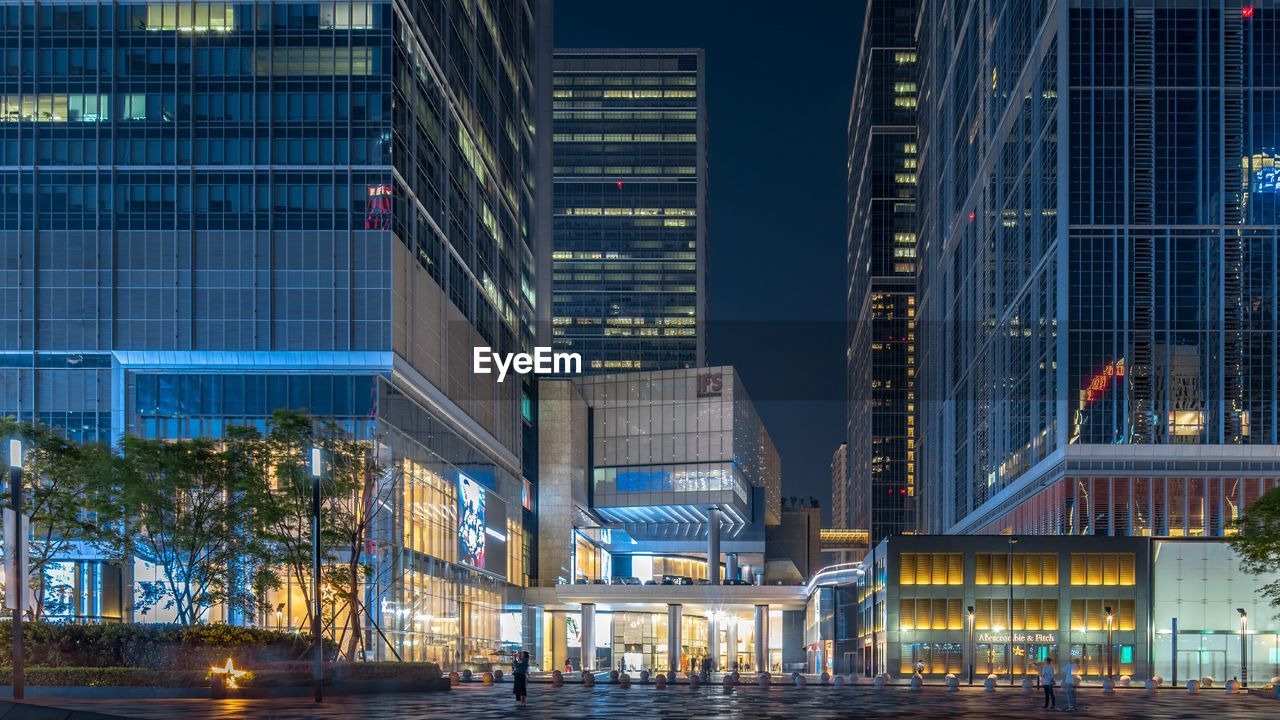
[
  {"x1": 726, "y1": 553, "x2": 739, "y2": 583},
  {"x1": 707, "y1": 507, "x2": 721, "y2": 584},
  {"x1": 580, "y1": 603, "x2": 596, "y2": 672},
  {"x1": 667, "y1": 603, "x2": 682, "y2": 675},
  {"x1": 550, "y1": 610, "x2": 568, "y2": 670},
  {"x1": 726, "y1": 613, "x2": 739, "y2": 670},
  {"x1": 754, "y1": 604, "x2": 769, "y2": 673}
]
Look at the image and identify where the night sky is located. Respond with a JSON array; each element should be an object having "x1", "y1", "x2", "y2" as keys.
[{"x1": 555, "y1": 1, "x2": 867, "y2": 520}]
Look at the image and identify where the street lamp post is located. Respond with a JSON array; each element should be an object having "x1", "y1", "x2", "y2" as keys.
[
  {"x1": 1104, "y1": 607, "x2": 1114, "y2": 680},
  {"x1": 310, "y1": 447, "x2": 324, "y2": 703},
  {"x1": 1238, "y1": 609, "x2": 1248, "y2": 688},
  {"x1": 8, "y1": 439, "x2": 23, "y2": 701},
  {"x1": 1007, "y1": 537, "x2": 1018, "y2": 685},
  {"x1": 967, "y1": 606, "x2": 975, "y2": 685}
]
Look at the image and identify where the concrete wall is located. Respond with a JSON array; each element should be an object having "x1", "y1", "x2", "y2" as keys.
[{"x1": 537, "y1": 380, "x2": 590, "y2": 584}]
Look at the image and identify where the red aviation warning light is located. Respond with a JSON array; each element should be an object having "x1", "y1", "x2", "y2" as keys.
[
  {"x1": 616, "y1": 180, "x2": 623, "y2": 190},
  {"x1": 1242, "y1": 6, "x2": 1255, "y2": 19}
]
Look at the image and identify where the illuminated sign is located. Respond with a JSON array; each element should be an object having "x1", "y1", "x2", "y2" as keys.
[
  {"x1": 364, "y1": 183, "x2": 393, "y2": 230},
  {"x1": 977, "y1": 632, "x2": 1058, "y2": 644},
  {"x1": 1083, "y1": 359, "x2": 1124, "y2": 405}
]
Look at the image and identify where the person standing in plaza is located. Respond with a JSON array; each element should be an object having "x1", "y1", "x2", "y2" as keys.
[
  {"x1": 512, "y1": 651, "x2": 530, "y2": 706},
  {"x1": 1040, "y1": 658, "x2": 1057, "y2": 710},
  {"x1": 1060, "y1": 657, "x2": 1077, "y2": 711}
]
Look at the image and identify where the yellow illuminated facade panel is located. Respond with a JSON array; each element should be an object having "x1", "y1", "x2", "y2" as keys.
[{"x1": 1070, "y1": 553, "x2": 1135, "y2": 586}]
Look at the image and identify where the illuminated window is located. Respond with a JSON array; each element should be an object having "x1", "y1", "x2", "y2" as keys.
[
  {"x1": 319, "y1": 1, "x2": 374, "y2": 29},
  {"x1": 0, "y1": 94, "x2": 109, "y2": 122},
  {"x1": 143, "y1": 3, "x2": 235, "y2": 32}
]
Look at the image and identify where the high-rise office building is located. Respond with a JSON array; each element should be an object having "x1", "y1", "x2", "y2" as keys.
[
  {"x1": 830, "y1": 442, "x2": 849, "y2": 529},
  {"x1": 550, "y1": 49, "x2": 707, "y2": 373},
  {"x1": 847, "y1": 0, "x2": 918, "y2": 546},
  {"x1": 0, "y1": 0, "x2": 552, "y2": 667},
  {"x1": 915, "y1": 1, "x2": 1280, "y2": 535}
]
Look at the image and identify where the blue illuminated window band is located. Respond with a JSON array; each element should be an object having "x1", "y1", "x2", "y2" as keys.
[{"x1": 0, "y1": 353, "x2": 112, "y2": 368}]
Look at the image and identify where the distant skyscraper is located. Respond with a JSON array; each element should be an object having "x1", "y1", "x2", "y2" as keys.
[
  {"x1": 550, "y1": 49, "x2": 707, "y2": 373},
  {"x1": 830, "y1": 442, "x2": 849, "y2": 529},
  {"x1": 915, "y1": 1, "x2": 1280, "y2": 535},
  {"x1": 847, "y1": 0, "x2": 918, "y2": 546},
  {"x1": 1, "y1": 0, "x2": 551, "y2": 664}
]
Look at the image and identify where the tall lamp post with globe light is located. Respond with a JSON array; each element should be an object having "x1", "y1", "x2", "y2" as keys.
[
  {"x1": 310, "y1": 447, "x2": 324, "y2": 703},
  {"x1": 1104, "y1": 607, "x2": 1114, "y2": 680},
  {"x1": 7, "y1": 438, "x2": 24, "y2": 700},
  {"x1": 966, "y1": 606, "x2": 975, "y2": 685},
  {"x1": 1237, "y1": 609, "x2": 1248, "y2": 688},
  {"x1": 1007, "y1": 537, "x2": 1018, "y2": 684}
]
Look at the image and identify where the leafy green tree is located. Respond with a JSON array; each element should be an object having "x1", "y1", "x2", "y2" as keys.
[
  {"x1": 321, "y1": 427, "x2": 395, "y2": 661},
  {"x1": 245, "y1": 410, "x2": 396, "y2": 660},
  {"x1": 0, "y1": 419, "x2": 113, "y2": 620},
  {"x1": 244, "y1": 411, "x2": 341, "y2": 634},
  {"x1": 97, "y1": 435, "x2": 268, "y2": 625},
  {"x1": 1229, "y1": 487, "x2": 1280, "y2": 613}
]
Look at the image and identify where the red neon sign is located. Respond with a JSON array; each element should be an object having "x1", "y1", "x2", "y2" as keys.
[{"x1": 1083, "y1": 359, "x2": 1125, "y2": 405}]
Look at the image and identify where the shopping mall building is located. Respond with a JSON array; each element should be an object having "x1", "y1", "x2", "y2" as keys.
[
  {"x1": 526, "y1": 366, "x2": 822, "y2": 674},
  {"x1": 823, "y1": 535, "x2": 1280, "y2": 684}
]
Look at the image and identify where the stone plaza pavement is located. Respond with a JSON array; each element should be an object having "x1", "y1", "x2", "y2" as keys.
[{"x1": 22, "y1": 683, "x2": 1280, "y2": 720}]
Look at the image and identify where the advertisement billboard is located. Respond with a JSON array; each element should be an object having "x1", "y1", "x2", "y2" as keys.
[{"x1": 457, "y1": 474, "x2": 507, "y2": 578}]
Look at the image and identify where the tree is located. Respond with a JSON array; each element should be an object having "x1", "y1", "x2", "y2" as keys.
[
  {"x1": 98, "y1": 435, "x2": 268, "y2": 625},
  {"x1": 1228, "y1": 486, "x2": 1280, "y2": 612},
  {"x1": 247, "y1": 410, "x2": 395, "y2": 661},
  {"x1": 246, "y1": 411, "x2": 346, "y2": 635},
  {"x1": 321, "y1": 426, "x2": 396, "y2": 661},
  {"x1": 0, "y1": 419, "x2": 113, "y2": 620}
]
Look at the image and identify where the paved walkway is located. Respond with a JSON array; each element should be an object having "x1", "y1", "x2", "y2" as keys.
[{"x1": 23, "y1": 683, "x2": 1280, "y2": 719}]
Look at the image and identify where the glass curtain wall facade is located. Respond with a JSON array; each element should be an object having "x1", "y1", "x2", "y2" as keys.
[
  {"x1": 551, "y1": 49, "x2": 707, "y2": 373},
  {"x1": 915, "y1": 1, "x2": 1280, "y2": 535},
  {"x1": 848, "y1": 0, "x2": 919, "y2": 544},
  {"x1": 0, "y1": 0, "x2": 549, "y2": 670},
  {"x1": 574, "y1": 367, "x2": 781, "y2": 534}
]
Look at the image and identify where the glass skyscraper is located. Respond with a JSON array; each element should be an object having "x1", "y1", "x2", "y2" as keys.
[
  {"x1": 0, "y1": 0, "x2": 551, "y2": 669},
  {"x1": 915, "y1": 1, "x2": 1280, "y2": 535},
  {"x1": 847, "y1": 0, "x2": 918, "y2": 546},
  {"x1": 550, "y1": 49, "x2": 707, "y2": 373}
]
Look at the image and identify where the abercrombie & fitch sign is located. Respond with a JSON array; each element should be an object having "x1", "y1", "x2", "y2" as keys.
[{"x1": 977, "y1": 632, "x2": 1057, "y2": 644}]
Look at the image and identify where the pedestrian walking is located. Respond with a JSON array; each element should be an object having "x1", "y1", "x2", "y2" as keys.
[
  {"x1": 1060, "y1": 658, "x2": 1077, "y2": 711},
  {"x1": 1040, "y1": 658, "x2": 1057, "y2": 710},
  {"x1": 512, "y1": 651, "x2": 530, "y2": 705}
]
